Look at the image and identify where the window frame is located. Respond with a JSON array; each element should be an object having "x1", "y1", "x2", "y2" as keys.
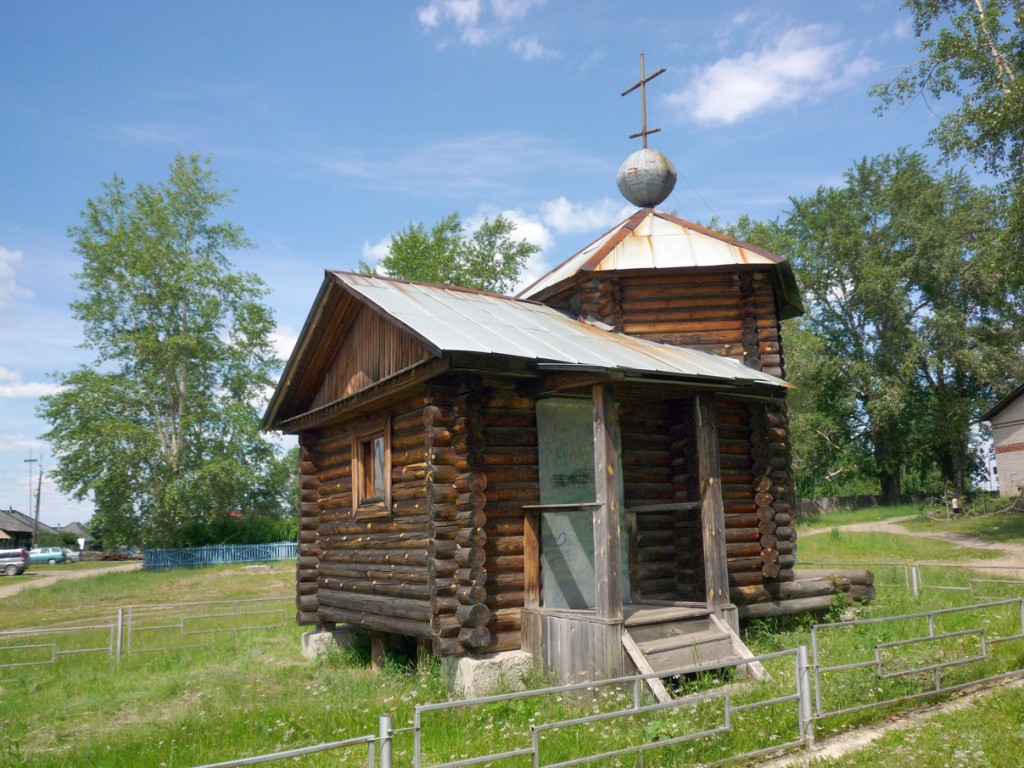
[{"x1": 351, "y1": 415, "x2": 391, "y2": 519}]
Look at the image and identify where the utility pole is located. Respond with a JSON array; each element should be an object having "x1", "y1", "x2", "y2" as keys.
[
  {"x1": 24, "y1": 451, "x2": 37, "y2": 521},
  {"x1": 33, "y1": 460, "x2": 43, "y2": 547}
]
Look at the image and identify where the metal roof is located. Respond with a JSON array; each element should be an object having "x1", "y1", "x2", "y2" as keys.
[
  {"x1": 0, "y1": 508, "x2": 59, "y2": 536},
  {"x1": 982, "y1": 382, "x2": 1024, "y2": 422},
  {"x1": 517, "y1": 208, "x2": 803, "y2": 319},
  {"x1": 332, "y1": 272, "x2": 790, "y2": 390}
]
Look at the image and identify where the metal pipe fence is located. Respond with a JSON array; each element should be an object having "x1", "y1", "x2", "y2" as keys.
[
  {"x1": 0, "y1": 596, "x2": 294, "y2": 670},
  {"x1": 810, "y1": 597, "x2": 1024, "y2": 719},
  {"x1": 412, "y1": 648, "x2": 811, "y2": 768},
  {"x1": 798, "y1": 560, "x2": 1024, "y2": 599},
  {"x1": 191, "y1": 715, "x2": 390, "y2": 768}
]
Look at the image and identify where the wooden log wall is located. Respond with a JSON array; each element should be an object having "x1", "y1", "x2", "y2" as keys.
[
  {"x1": 427, "y1": 378, "x2": 494, "y2": 656},
  {"x1": 312, "y1": 395, "x2": 438, "y2": 641},
  {"x1": 297, "y1": 434, "x2": 321, "y2": 625},
  {"x1": 752, "y1": 401, "x2": 796, "y2": 582},
  {"x1": 620, "y1": 401, "x2": 685, "y2": 600},
  {"x1": 479, "y1": 379, "x2": 538, "y2": 655},
  {"x1": 549, "y1": 270, "x2": 786, "y2": 379},
  {"x1": 668, "y1": 399, "x2": 704, "y2": 601},
  {"x1": 566, "y1": 276, "x2": 623, "y2": 331}
]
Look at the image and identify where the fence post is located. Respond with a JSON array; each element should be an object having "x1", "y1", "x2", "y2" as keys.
[
  {"x1": 379, "y1": 713, "x2": 393, "y2": 768},
  {"x1": 115, "y1": 608, "x2": 123, "y2": 664},
  {"x1": 797, "y1": 645, "x2": 814, "y2": 750},
  {"x1": 910, "y1": 564, "x2": 920, "y2": 599}
]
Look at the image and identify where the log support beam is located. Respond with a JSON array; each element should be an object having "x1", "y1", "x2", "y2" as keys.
[{"x1": 696, "y1": 394, "x2": 736, "y2": 630}]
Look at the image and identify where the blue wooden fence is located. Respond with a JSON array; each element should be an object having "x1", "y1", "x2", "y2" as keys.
[{"x1": 142, "y1": 541, "x2": 297, "y2": 570}]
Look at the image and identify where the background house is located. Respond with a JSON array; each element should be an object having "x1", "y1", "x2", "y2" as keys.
[
  {"x1": 0, "y1": 507, "x2": 61, "y2": 549},
  {"x1": 984, "y1": 384, "x2": 1024, "y2": 496}
]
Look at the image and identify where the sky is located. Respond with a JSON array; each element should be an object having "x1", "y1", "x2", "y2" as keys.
[{"x1": 0, "y1": 1, "x2": 955, "y2": 528}]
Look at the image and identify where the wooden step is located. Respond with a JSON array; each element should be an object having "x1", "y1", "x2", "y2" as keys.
[
  {"x1": 623, "y1": 605, "x2": 714, "y2": 644},
  {"x1": 637, "y1": 629, "x2": 737, "y2": 674},
  {"x1": 625, "y1": 616, "x2": 712, "y2": 644}
]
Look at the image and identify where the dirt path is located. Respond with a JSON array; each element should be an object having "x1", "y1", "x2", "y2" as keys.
[
  {"x1": 759, "y1": 676, "x2": 1024, "y2": 767},
  {"x1": 759, "y1": 515, "x2": 1024, "y2": 765},
  {"x1": 800, "y1": 515, "x2": 1024, "y2": 571},
  {"x1": 0, "y1": 562, "x2": 141, "y2": 600}
]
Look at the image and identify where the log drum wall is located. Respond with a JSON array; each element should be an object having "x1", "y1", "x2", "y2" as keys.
[{"x1": 555, "y1": 269, "x2": 785, "y2": 379}]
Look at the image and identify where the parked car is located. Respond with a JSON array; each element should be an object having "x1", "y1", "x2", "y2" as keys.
[
  {"x1": 63, "y1": 548, "x2": 82, "y2": 562},
  {"x1": 0, "y1": 548, "x2": 29, "y2": 576},
  {"x1": 28, "y1": 546, "x2": 67, "y2": 565}
]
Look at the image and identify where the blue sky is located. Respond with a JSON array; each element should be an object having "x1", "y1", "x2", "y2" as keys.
[{"x1": 0, "y1": 1, "x2": 950, "y2": 526}]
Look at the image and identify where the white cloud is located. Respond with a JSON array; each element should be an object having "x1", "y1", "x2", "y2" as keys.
[
  {"x1": 0, "y1": 247, "x2": 33, "y2": 308},
  {"x1": 361, "y1": 236, "x2": 392, "y2": 271},
  {"x1": 471, "y1": 207, "x2": 555, "y2": 252},
  {"x1": 417, "y1": 0, "x2": 547, "y2": 53},
  {"x1": 270, "y1": 326, "x2": 299, "y2": 364},
  {"x1": 541, "y1": 197, "x2": 622, "y2": 234},
  {"x1": 0, "y1": 433, "x2": 47, "y2": 455},
  {"x1": 509, "y1": 36, "x2": 553, "y2": 61},
  {"x1": 117, "y1": 122, "x2": 198, "y2": 147},
  {"x1": 492, "y1": 0, "x2": 544, "y2": 22},
  {"x1": 668, "y1": 24, "x2": 879, "y2": 126},
  {"x1": 418, "y1": 0, "x2": 483, "y2": 28},
  {"x1": 890, "y1": 17, "x2": 913, "y2": 40},
  {"x1": 0, "y1": 367, "x2": 60, "y2": 398},
  {"x1": 322, "y1": 131, "x2": 604, "y2": 197}
]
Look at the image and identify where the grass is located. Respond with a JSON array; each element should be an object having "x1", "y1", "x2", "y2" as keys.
[
  {"x1": 804, "y1": 683, "x2": 1024, "y2": 767},
  {"x1": 798, "y1": 503, "x2": 922, "y2": 530},
  {"x1": 797, "y1": 529, "x2": 1003, "y2": 565},
  {"x1": 0, "y1": 562, "x2": 293, "y2": 630},
  {"x1": 2, "y1": 518, "x2": 1024, "y2": 767},
  {"x1": 900, "y1": 508, "x2": 1024, "y2": 544}
]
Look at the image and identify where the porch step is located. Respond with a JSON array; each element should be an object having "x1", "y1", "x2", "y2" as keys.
[
  {"x1": 635, "y1": 629, "x2": 738, "y2": 674},
  {"x1": 622, "y1": 606, "x2": 764, "y2": 703}
]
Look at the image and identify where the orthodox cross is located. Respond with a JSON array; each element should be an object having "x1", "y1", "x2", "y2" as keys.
[{"x1": 621, "y1": 52, "x2": 666, "y2": 148}]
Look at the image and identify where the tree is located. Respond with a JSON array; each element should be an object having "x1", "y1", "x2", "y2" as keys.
[
  {"x1": 873, "y1": 1, "x2": 1024, "y2": 238},
  {"x1": 39, "y1": 153, "x2": 291, "y2": 547},
  {"x1": 361, "y1": 211, "x2": 538, "y2": 294},
  {"x1": 785, "y1": 150, "x2": 1023, "y2": 501},
  {"x1": 706, "y1": 216, "x2": 875, "y2": 497}
]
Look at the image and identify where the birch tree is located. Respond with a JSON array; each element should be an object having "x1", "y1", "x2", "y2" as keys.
[{"x1": 40, "y1": 153, "x2": 288, "y2": 546}]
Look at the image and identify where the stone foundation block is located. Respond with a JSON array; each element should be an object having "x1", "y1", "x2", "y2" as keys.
[
  {"x1": 443, "y1": 650, "x2": 535, "y2": 698},
  {"x1": 301, "y1": 626, "x2": 361, "y2": 660}
]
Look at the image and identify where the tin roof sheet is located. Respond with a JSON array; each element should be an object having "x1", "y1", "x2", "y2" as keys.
[
  {"x1": 518, "y1": 208, "x2": 787, "y2": 301},
  {"x1": 333, "y1": 272, "x2": 788, "y2": 389}
]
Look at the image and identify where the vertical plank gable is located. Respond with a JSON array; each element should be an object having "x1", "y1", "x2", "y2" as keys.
[{"x1": 312, "y1": 305, "x2": 434, "y2": 409}]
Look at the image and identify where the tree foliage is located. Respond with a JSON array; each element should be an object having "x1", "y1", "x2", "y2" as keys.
[
  {"x1": 784, "y1": 150, "x2": 1024, "y2": 500},
  {"x1": 39, "y1": 153, "x2": 293, "y2": 548},
  {"x1": 707, "y1": 217, "x2": 874, "y2": 497},
  {"x1": 873, "y1": 1, "x2": 1024, "y2": 236},
  {"x1": 361, "y1": 211, "x2": 538, "y2": 294}
]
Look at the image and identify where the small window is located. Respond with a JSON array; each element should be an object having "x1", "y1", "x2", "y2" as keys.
[
  {"x1": 360, "y1": 434, "x2": 386, "y2": 501},
  {"x1": 352, "y1": 417, "x2": 391, "y2": 518}
]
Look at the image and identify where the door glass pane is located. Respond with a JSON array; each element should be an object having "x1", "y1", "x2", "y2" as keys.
[{"x1": 537, "y1": 399, "x2": 596, "y2": 609}]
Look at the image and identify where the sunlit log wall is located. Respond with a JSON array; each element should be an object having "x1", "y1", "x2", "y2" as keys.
[
  {"x1": 558, "y1": 269, "x2": 784, "y2": 378},
  {"x1": 550, "y1": 267, "x2": 797, "y2": 609},
  {"x1": 297, "y1": 435, "x2": 321, "y2": 625},
  {"x1": 479, "y1": 378, "x2": 537, "y2": 654},
  {"x1": 308, "y1": 395, "x2": 440, "y2": 641}
]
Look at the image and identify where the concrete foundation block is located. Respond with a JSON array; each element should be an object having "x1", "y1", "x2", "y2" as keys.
[
  {"x1": 443, "y1": 650, "x2": 536, "y2": 698},
  {"x1": 301, "y1": 626, "x2": 361, "y2": 660}
]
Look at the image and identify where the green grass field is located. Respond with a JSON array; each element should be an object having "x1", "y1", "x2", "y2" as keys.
[{"x1": 1, "y1": 513, "x2": 1024, "y2": 767}]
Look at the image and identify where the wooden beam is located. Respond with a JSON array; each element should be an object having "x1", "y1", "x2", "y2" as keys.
[
  {"x1": 523, "y1": 508, "x2": 540, "y2": 609},
  {"x1": 592, "y1": 383, "x2": 623, "y2": 621},
  {"x1": 696, "y1": 394, "x2": 731, "y2": 612}
]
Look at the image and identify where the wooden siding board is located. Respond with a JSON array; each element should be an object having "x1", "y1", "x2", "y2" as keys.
[{"x1": 312, "y1": 305, "x2": 433, "y2": 409}]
